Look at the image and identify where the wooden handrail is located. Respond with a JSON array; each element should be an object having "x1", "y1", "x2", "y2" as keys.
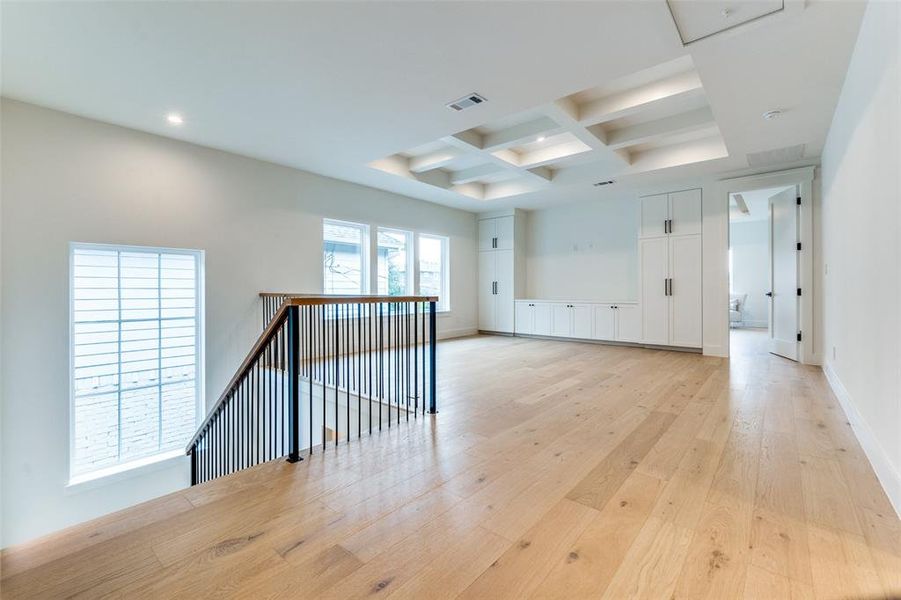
[
  {"x1": 259, "y1": 293, "x2": 439, "y2": 305},
  {"x1": 186, "y1": 303, "x2": 290, "y2": 450}
]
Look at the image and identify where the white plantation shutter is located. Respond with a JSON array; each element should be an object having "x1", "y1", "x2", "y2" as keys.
[{"x1": 71, "y1": 244, "x2": 202, "y2": 477}]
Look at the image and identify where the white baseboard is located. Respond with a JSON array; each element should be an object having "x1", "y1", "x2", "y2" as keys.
[
  {"x1": 438, "y1": 327, "x2": 478, "y2": 340},
  {"x1": 823, "y1": 363, "x2": 901, "y2": 519}
]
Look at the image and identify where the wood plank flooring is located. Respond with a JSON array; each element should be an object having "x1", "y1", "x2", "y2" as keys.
[{"x1": 2, "y1": 330, "x2": 899, "y2": 599}]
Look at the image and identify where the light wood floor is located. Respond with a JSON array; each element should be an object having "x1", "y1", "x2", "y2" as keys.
[{"x1": 3, "y1": 331, "x2": 899, "y2": 599}]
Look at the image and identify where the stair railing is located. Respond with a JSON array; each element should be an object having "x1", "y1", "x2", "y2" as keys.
[{"x1": 186, "y1": 294, "x2": 438, "y2": 485}]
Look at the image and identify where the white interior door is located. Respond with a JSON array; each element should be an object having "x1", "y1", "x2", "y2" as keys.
[
  {"x1": 769, "y1": 187, "x2": 799, "y2": 360},
  {"x1": 478, "y1": 251, "x2": 496, "y2": 330},
  {"x1": 640, "y1": 237, "x2": 669, "y2": 345},
  {"x1": 494, "y1": 250, "x2": 515, "y2": 333}
]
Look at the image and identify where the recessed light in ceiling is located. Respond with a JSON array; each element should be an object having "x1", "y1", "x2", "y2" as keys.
[
  {"x1": 536, "y1": 136, "x2": 546, "y2": 142},
  {"x1": 762, "y1": 109, "x2": 782, "y2": 121},
  {"x1": 166, "y1": 113, "x2": 184, "y2": 125}
]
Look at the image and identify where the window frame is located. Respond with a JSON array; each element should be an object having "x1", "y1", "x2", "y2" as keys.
[
  {"x1": 68, "y1": 241, "x2": 205, "y2": 485},
  {"x1": 376, "y1": 226, "x2": 415, "y2": 297},
  {"x1": 322, "y1": 218, "x2": 371, "y2": 295},
  {"x1": 417, "y1": 233, "x2": 450, "y2": 312}
]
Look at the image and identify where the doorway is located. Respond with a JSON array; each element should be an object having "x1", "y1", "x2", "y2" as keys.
[{"x1": 728, "y1": 184, "x2": 800, "y2": 361}]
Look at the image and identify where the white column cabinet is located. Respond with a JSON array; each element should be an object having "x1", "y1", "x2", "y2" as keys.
[
  {"x1": 479, "y1": 249, "x2": 514, "y2": 333},
  {"x1": 479, "y1": 213, "x2": 522, "y2": 334},
  {"x1": 640, "y1": 235, "x2": 703, "y2": 348}
]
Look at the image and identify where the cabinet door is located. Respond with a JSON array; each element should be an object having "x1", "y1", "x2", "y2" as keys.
[
  {"x1": 533, "y1": 303, "x2": 552, "y2": 336},
  {"x1": 571, "y1": 304, "x2": 592, "y2": 339},
  {"x1": 640, "y1": 193, "x2": 669, "y2": 238},
  {"x1": 494, "y1": 216, "x2": 515, "y2": 250},
  {"x1": 669, "y1": 235, "x2": 702, "y2": 347},
  {"x1": 669, "y1": 189, "x2": 702, "y2": 236},
  {"x1": 593, "y1": 305, "x2": 616, "y2": 340},
  {"x1": 615, "y1": 305, "x2": 642, "y2": 343},
  {"x1": 494, "y1": 250, "x2": 515, "y2": 333},
  {"x1": 514, "y1": 302, "x2": 533, "y2": 335},
  {"x1": 478, "y1": 251, "x2": 496, "y2": 330},
  {"x1": 551, "y1": 304, "x2": 572, "y2": 337},
  {"x1": 640, "y1": 237, "x2": 669, "y2": 345},
  {"x1": 478, "y1": 218, "x2": 496, "y2": 251}
]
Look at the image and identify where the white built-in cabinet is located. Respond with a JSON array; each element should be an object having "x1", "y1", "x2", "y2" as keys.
[
  {"x1": 515, "y1": 300, "x2": 639, "y2": 343},
  {"x1": 478, "y1": 212, "x2": 525, "y2": 333},
  {"x1": 639, "y1": 188, "x2": 703, "y2": 348},
  {"x1": 480, "y1": 190, "x2": 702, "y2": 351}
]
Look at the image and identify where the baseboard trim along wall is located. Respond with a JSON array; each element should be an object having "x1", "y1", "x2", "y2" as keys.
[
  {"x1": 823, "y1": 363, "x2": 901, "y2": 518},
  {"x1": 438, "y1": 327, "x2": 479, "y2": 340}
]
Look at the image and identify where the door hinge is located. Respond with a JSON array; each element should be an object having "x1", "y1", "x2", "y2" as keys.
[
  {"x1": 796, "y1": 196, "x2": 801, "y2": 206},
  {"x1": 796, "y1": 242, "x2": 802, "y2": 251},
  {"x1": 797, "y1": 332, "x2": 802, "y2": 342},
  {"x1": 797, "y1": 288, "x2": 802, "y2": 296}
]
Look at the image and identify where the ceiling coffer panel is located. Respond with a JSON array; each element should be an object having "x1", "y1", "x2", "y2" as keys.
[{"x1": 370, "y1": 57, "x2": 729, "y2": 202}]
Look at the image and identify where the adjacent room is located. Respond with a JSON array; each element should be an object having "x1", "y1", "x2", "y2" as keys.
[{"x1": 1, "y1": 1, "x2": 899, "y2": 599}]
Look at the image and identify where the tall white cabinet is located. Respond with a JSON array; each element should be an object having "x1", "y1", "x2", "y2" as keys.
[
  {"x1": 639, "y1": 188, "x2": 703, "y2": 348},
  {"x1": 478, "y1": 211, "x2": 525, "y2": 333}
]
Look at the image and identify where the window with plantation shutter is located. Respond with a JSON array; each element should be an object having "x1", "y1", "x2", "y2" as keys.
[{"x1": 70, "y1": 243, "x2": 203, "y2": 480}]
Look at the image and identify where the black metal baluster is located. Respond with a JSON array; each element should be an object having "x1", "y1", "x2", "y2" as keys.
[
  {"x1": 307, "y1": 306, "x2": 313, "y2": 455},
  {"x1": 357, "y1": 303, "x2": 362, "y2": 439},
  {"x1": 287, "y1": 304, "x2": 300, "y2": 462},
  {"x1": 429, "y1": 300, "x2": 437, "y2": 414},
  {"x1": 379, "y1": 302, "x2": 383, "y2": 431},
  {"x1": 321, "y1": 304, "x2": 326, "y2": 451}
]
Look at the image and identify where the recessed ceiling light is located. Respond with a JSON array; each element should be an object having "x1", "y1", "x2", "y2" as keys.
[
  {"x1": 536, "y1": 136, "x2": 546, "y2": 142},
  {"x1": 762, "y1": 109, "x2": 782, "y2": 121},
  {"x1": 166, "y1": 113, "x2": 184, "y2": 125}
]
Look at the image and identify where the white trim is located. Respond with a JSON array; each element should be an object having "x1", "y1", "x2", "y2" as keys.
[
  {"x1": 437, "y1": 326, "x2": 477, "y2": 340},
  {"x1": 65, "y1": 450, "x2": 187, "y2": 494},
  {"x1": 716, "y1": 166, "x2": 817, "y2": 364},
  {"x1": 823, "y1": 363, "x2": 901, "y2": 519}
]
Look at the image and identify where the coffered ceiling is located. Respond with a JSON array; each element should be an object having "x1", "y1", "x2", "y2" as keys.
[{"x1": 1, "y1": 1, "x2": 866, "y2": 212}]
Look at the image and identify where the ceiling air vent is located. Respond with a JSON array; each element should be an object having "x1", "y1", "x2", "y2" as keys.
[
  {"x1": 447, "y1": 93, "x2": 487, "y2": 112},
  {"x1": 593, "y1": 180, "x2": 615, "y2": 187}
]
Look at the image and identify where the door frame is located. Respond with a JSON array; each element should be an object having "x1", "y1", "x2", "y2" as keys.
[{"x1": 719, "y1": 166, "x2": 816, "y2": 364}]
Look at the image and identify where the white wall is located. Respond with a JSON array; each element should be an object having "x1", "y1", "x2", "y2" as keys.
[
  {"x1": 729, "y1": 219, "x2": 768, "y2": 327},
  {"x1": 0, "y1": 99, "x2": 478, "y2": 547},
  {"x1": 820, "y1": 0, "x2": 901, "y2": 514},
  {"x1": 525, "y1": 196, "x2": 638, "y2": 301}
]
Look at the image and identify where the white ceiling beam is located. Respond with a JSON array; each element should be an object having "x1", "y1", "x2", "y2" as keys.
[
  {"x1": 480, "y1": 117, "x2": 561, "y2": 152},
  {"x1": 517, "y1": 140, "x2": 592, "y2": 169},
  {"x1": 577, "y1": 71, "x2": 704, "y2": 126},
  {"x1": 443, "y1": 133, "x2": 552, "y2": 187},
  {"x1": 449, "y1": 163, "x2": 506, "y2": 185},
  {"x1": 628, "y1": 135, "x2": 728, "y2": 172},
  {"x1": 603, "y1": 106, "x2": 717, "y2": 150},
  {"x1": 408, "y1": 149, "x2": 462, "y2": 173},
  {"x1": 542, "y1": 99, "x2": 630, "y2": 165}
]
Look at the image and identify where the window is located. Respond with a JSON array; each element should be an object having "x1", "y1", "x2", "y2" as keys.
[
  {"x1": 323, "y1": 219, "x2": 369, "y2": 294},
  {"x1": 70, "y1": 243, "x2": 203, "y2": 481},
  {"x1": 377, "y1": 228, "x2": 413, "y2": 296},
  {"x1": 419, "y1": 234, "x2": 449, "y2": 311}
]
